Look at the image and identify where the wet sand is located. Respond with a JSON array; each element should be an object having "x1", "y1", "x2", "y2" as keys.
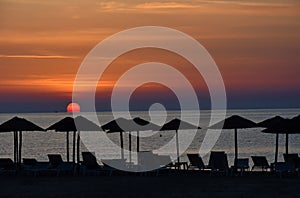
[{"x1": 0, "y1": 173, "x2": 299, "y2": 198}]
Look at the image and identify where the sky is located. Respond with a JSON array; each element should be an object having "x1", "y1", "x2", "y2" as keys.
[{"x1": 0, "y1": 0, "x2": 300, "y2": 112}]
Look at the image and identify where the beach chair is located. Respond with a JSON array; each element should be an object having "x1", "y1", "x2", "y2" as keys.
[
  {"x1": 0, "y1": 158, "x2": 17, "y2": 175},
  {"x1": 138, "y1": 151, "x2": 162, "y2": 176},
  {"x1": 157, "y1": 155, "x2": 176, "y2": 169},
  {"x1": 187, "y1": 154, "x2": 206, "y2": 171},
  {"x1": 251, "y1": 156, "x2": 271, "y2": 171},
  {"x1": 233, "y1": 158, "x2": 249, "y2": 176},
  {"x1": 48, "y1": 154, "x2": 75, "y2": 176},
  {"x1": 274, "y1": 162, "x2": 294, "y2": 178},
  {"x1": 22, "y1": 158, "x2": 51, "y2": 176},
  {"x1": 22, "y1": 158, "x2": 38, "y2": 173},
  {"x1": 101, "y1": 159, "x2": 128, "y2": 176},
  {"x1": 283, "y1": 153, "x2": 299, "y2": 171},
  {"x1": 155, "y1": 155, "x2": 177, "y2": 175},
  {"x1": 81, "y1": 152, "x2": 107, "y2": 176},
  {"x1": 208, "y1": 151, "x2": 230, "y2": 176}
]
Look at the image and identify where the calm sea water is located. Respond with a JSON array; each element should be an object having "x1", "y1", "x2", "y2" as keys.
[{"x1": 0, "y1": 109, "x2": 299, "y2": 166}]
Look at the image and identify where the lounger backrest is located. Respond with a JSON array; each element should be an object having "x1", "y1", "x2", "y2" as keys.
[
  {"x1": 48, "y1": 154, "x2": 63, "y2": 168},
  {"x1": 82, "y1": 152, "x2": 99, "y2": 169},
  {"x1": 23, "y1": 158, "x2": 38, "y2": 166},
  {"x1": 208, "y1": 151, "x2": 228, "y2": 170},
  {"x1": 187, "y1": 154, "x2": 205, "y2": 169},
  {"x1": 0, "y1": 158, "x2": 15, "y2": 170},
  {"x1": 251, "y1": 156, "x2": 269, "y2": 167},
  {"x1": 138, "y1": 151, "x2": 161, "y2": 169},
  {"x1": 283, "y1": 154, "x2": 299, "y2": 166},
  {"x1": 234, "y1": 158, "x2": 249, "y2": 169},
  {"x1": 101, "y1": 159, "x2": 126, "y2": 169},
  {"x1": 157, "y1": 155, "x2": 173, "y2": 167}
]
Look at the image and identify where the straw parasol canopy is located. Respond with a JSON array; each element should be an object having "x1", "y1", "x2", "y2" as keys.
[
  {"x1": 102, "y1": 117, "x2": 160, "y2": 162},
  {"x1": 47, "y1": 116, "x2": 101, "y2": 163},
  {"x1": 209, "y1": 115, "x2": 257, "y2": 161},
  {"x1": 160, "y1": 118, "x2": 201, "y2": 164},
  {"x1": 132, "y1": 117, "x2": 160, "y2": 152},
  {"x1": 258, "y1": 116, "x2": 288, "y2": 163},
  {"x1": 262, "y1": 115, "x2": 300, "y2": 156},
  {"x1": 102, "y1": 118, "x2": 129, "y2": 160},
  {"x1": 0, "y1": 116, "x2": 44, "y2": 165}
]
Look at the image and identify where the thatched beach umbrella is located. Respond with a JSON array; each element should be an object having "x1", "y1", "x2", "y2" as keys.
[
  {"x1": 262, "y1": 115, "x2": 300, "y2": 156},
  {"x1": 209, "y1": 115, "x2": 257, "y2": 161},
  {"x1": 258, "y1": 116, "x2": 288, "y2": 163},
  {"x1": 0, "y1": 117, "x2": 44, "y2": 165},
  {"x1": 47, "y1": 116, "x2": 101, "y2": 163},
  {"x1": 160, "y1": 118, "x2": 201, "y2": 164},
  {"x1": 102, "y1": 118, "x2": 130, "y2": 160},
  {"x1": 103, "y1": 117, "x2": 160, "y2": 163},
  {"x1": 132, "y1": 117, "x2": 161, "y2": 153}
]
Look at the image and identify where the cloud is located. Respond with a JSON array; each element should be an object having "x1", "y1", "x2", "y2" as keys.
[
  {"x1": 0, "y1": 54, "x2": 77, "y2": 59},
  {"x1": 135, "y1": 2, "x2": 197, "y2": 9},
  {"x1": 94, "y1": 0, "x2": 297, "y2": 15}
]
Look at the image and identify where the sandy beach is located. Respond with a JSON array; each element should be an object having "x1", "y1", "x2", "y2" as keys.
[{"x1": 1, "y1": 173, "x2": 299, "y2": 198}]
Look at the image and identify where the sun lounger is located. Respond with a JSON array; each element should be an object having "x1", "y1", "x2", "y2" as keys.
[
  {"x1": 48, "y1": 154, "x2": 75, "y2": 176},
  {"x1": 233, "y1": 158, "x2": 249, "y2": 176},
  {"x1": 208, "y1": 151, "x2": 230, "y2": 176},
  {"x1": 283, "y1": 153, "x2": 299, "y2": 170},
  {"x1": 274, "y1": 162, "x2": 295, "y2": 178},
  {"x1": 187, "y1": 154, "x2": 206, "y2": 171},
  {"x1": 0, "y1": 158, "x2": 17, "y2": 175},
  {"x1": 81, "y1": 152, "x2": 111, "y2": 176},
  {"x1": 251, "y1": 156, "x2": 271, "y2": 171},
  {"x1": 22, "y1": 158, "x2": 51, "y2": 176},
  {"x1": 137, "y1": 151, "x2": 165, "y2": 175},
  {"x1": 157, "y1": 155, "x2": 176, "y2": 169}
]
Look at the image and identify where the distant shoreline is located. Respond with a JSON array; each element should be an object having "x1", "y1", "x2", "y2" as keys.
[{"x1": 0, "y1": 107, "x2": 300, "y2": 114}]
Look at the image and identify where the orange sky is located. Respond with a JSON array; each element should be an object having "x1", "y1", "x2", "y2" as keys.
[{"x1": 0, "y1": 0, "x2": 300, "y2": 112}]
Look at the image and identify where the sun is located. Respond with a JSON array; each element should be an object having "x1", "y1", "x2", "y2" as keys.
[{"x1": 67, "y1": 102, "x2": 81, "y2": 113}]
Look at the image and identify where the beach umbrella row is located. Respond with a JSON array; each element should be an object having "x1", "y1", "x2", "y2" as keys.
[
  {"x1": 0, "y1": 115, "x2": 299, "y2": 168},
  {"x1": 0, "y1": 117, "x2": 44, "y2": 165},
  {"x1": 209, "y1": 115, "x2": 257, "y2": 162},
  {"x1": 46, "y1": 116, "x2": 101, "y2": 163},
  {"x1": 261, "y1": 115, "x2": 300, "y2": 158}
]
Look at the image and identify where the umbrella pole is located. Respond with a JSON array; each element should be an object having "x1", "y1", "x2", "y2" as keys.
[
  {"x1": 285, "y1": 133, "x2": 289, "y2": 155},
  {"x1": 120, "y1": 132, "x2": 124, "y2": 159},
  {"x1": 13, "y1": 132, "x2": 15, "y2": 163},
  {"x1": 19, "y1": 131, "x2": 22, "y2": 167},
  {"x1": 175, "y1": 130, "x2": 180, "y2": 167},
  {"x1": 275, "y1": 133, "x2": 279, "y2": 164},
  {"x1": 234, "y1": 128, "x2": 238, "y2": 161},
  {"x1": 66, "y1": 131, "x2": 69, "y2": 162},
  {"x1": 73, "y1": 131, "x2": 76, "y2": 163},
  {"x1": 129, "y1": 132, "x2": 132, "y2": 164},
  {"x1": 137, "y1": 131, "x2": 140, "y2": 153},
  {"x1": 13, "y1": 131, "x2": 17, "y2": 163},
  {"x1": 16, "y1": 131, "x2": 19, "y2": 164},
  {"x1": 77, "y1": 131, "x2": 80, "y2": 163}
]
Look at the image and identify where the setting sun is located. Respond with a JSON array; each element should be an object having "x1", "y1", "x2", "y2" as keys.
[{"x1": 67, "y1": 102, "x2": 81, "y2": 113}]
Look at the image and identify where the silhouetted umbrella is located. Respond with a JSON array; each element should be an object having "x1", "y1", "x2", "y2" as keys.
[
  {"x1": 262, "y1": 115, "x2": 300, "y2": 156},
  {"x1": 102, "y1": 118, "x2": 129, "y2": 160},
  {"x1": 102, "y1": 117, "x2": 160, "y2": 162},
  {"x1": 160, "y1": 118, "x2": 201, "y2": 164},
  {"x1": 132, "y1": 117, "x2": 161, "y2": 153},
  {"x1": 47, "y1": 116, "x2": 100, "y2": 163},
  {"x1": 258, "y1": 116, "x2": 288, "y2": 163},
  {"x1": 209, "y1": 115, "x2": 257, "y2": 161},
  {"x1": 0, "y1": 117, "x2": 44, "y2": 165}
]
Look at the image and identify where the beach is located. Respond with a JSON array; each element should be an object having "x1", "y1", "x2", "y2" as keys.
[{"x1": 1, "y1": 174, "x2": 299, "y2": 198}]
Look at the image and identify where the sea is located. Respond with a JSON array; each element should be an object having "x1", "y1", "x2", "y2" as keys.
[{"x1": 0, "y1": 109, "x2": 299, "y2": 167}]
